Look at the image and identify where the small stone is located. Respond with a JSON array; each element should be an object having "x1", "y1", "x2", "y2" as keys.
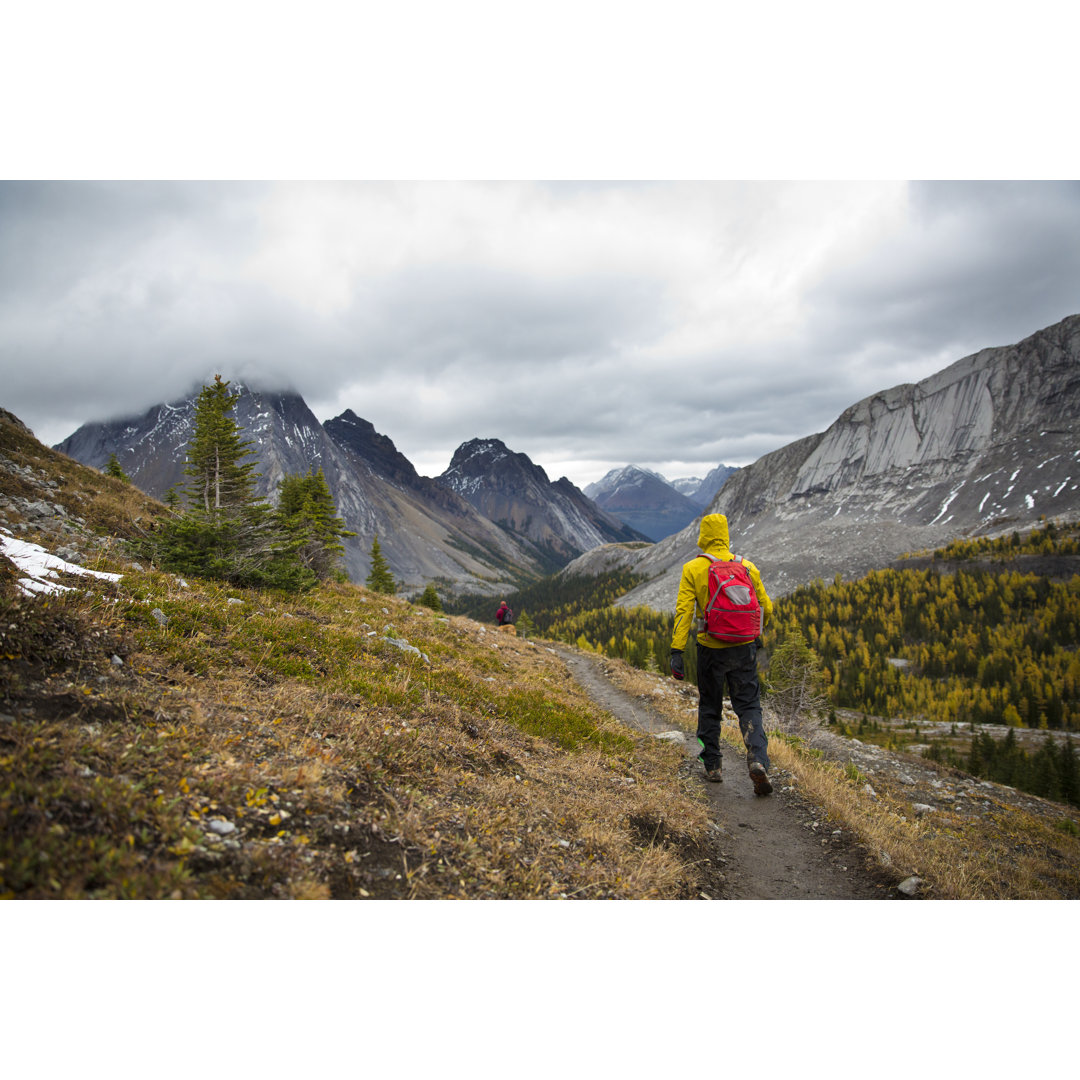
[
  {"x1": 863, "y1": 783, "x2": 878, "y2": 801},
  {"x1": 897, "y1": 875, "x2": 923, "y2": 898},
  {"x1": 912, "y1": 803, "x2": 935, "y2": 817},
  {"x1": 898, "y1": 774, "x2": 917, "y2": 785},
  {"x1": 227, "y1": 597, "x2": 243, "y2": 605},
  {"x1": 111, "y1": 654, "x2": 123, "y2": 667},
  {"x1": 207, "y1": 819, "x2": 236, "y2": 836},
  {"x1": 151, "y1": 608, "x2": 169, "y2": 626}
]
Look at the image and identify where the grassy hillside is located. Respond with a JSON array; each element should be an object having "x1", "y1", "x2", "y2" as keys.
[
  {"x1": 0, "y1": 409, "x2": 722, "y2": 899},
  {"x1": 1, "y1": 565, "x2": 733, "y2": 898}
]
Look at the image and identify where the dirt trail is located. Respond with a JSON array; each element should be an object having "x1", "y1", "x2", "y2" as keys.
[{"x1": 555, "y1": 647, "x2": 893, "y2": 900}]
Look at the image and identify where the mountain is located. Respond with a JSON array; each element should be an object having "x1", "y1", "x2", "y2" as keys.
[
  {"x1": 437, "y1": 438, "x2": 649, "y2": 571},
  {"x1": 563, "y1": 313, "x2": 1080, "y2": 609},
  {"x1": 669, "y1": 476, "x2": 703, "y2": 499},
  {"x1": 686, "y1": 464, "x2": 739, "y2": 507},
  {"x1": 584, "y1": 465, "x2": 702, "y2": 541},
  {"x1": 55, "y1": 386, "x2": 539, "y2": 593}
]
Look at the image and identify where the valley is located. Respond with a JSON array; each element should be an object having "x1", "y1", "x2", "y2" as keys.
[{"x1": 3, "y1": 312, "x2": 1080, "y2": 900}]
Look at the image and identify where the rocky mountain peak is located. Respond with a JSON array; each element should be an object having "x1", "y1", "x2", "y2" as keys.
[
  {"x1": 442, "y1": 437, "x2": 549, "y2": 492},
  {"x1": 323, "y1": 409, "x2": 419, "y2": 486},
  {"x1": 585, "y1": 464, "x2": 665, "y2": 500},
  {"x1": 438, "y1": 437, "x2": 647, "y2": 571},
  {"x1": 584, "y1": 464, "x2": 703, "y2": 541}
]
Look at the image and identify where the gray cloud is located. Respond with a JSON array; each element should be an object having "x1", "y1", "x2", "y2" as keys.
[{"x1": 2, "y1": 180, "x2": 1078, "y2": 489}]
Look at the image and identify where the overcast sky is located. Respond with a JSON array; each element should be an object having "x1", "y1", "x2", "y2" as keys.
[{"x1": 2, "y1": 179, "x2": 1079, "y2": 489}]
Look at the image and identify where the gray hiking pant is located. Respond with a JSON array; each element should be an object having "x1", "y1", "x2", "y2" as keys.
[{"x1": 696, "y1": 641, "x2": 770, "y2": 773}]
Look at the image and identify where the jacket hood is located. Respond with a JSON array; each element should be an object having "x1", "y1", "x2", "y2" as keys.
[{"x1": 697, "y1": 513, "x2": 731, "y2": 556}]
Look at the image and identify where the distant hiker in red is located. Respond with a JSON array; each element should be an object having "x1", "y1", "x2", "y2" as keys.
[
  {"x1": 669, "y1": 513, "x2": 775, "y2": 795},
  {"x1": 495, "y1": 601, "x2": 513, "y2": 626}
]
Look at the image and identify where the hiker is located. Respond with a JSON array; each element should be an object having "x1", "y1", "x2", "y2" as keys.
[
  {"x1": 495, "y1": 600, "x2": 514, "y2": 627},
  {"x1": 669, "y1": 513, "x2": 774, "y2": 795}
]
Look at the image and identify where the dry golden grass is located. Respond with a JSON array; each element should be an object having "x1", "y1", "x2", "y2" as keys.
[{"x1": 1, "y1": 566, "x2": 719, "y2": 899}]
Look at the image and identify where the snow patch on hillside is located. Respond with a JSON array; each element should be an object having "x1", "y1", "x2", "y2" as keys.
[{"x1": 1, "y1": 530, "x2": 122, "y2": 596}]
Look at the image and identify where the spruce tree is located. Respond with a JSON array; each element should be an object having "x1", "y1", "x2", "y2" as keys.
[
  {"x1": 365, "y1": 535, "x2": 396, "y2": 595},
  {"x1": 184, "y1": 375, "x2": 259, "y2": 515},
  {"x1": 142, "y1": 375, "x2": 309, "y2": 590},
  {"x1": 419, "y1": 584, "x2": 443, "y2": 611},
  {"x1": 276, "y1": 468, "x2": 353, "y2": 580},
  {"x1": 156, "y1": 376, "x2": 269, "y2": 582},
  {"x1": 1059, "y1": 736, "x2": 1079, "y2": 807},
  {"x1": 764, "y1": 629, "x2": 828, "y2": 736},
  {"x1": 104, "y1": 453, "x2": 130, "y2": 482}
]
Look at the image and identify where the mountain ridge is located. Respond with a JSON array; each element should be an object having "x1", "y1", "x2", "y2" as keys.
[
  {"x1": 54, "y1": 386, "x2": 544, "y2": 592},
  {"x1": 565, "y1": 313, "x2": 1080, "y2": 610},
  {"x1": 51, "y1": 386, "x2": 643, "y2": 592}
]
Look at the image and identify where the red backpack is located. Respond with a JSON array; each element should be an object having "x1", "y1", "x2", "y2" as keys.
[{"x1": 698, "y1": 554, "x2": 762, "y2": 643}]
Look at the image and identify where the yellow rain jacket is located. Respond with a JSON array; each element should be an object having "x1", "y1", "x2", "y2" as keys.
[{"x1": 671, "y1": 513, "x2": 773, "y2": 651}]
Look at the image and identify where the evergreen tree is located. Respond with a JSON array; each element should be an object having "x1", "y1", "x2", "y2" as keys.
[
  {"x1": 1031, "y1": 736, "x2": 1061, "y2": 800},
  {"x1": 516, "y1": 609, "x2": 535, "y2": 638},
  {"x1": 419, "y1": 583, "x2": 443, "y2": 611},
  {"x1": 184, "y1": 375, "x2": 260, "y2": 515},
  {"x1": 136, "y1": 375, "x2": 322, "y2": 592},
  {"x1": 764, "y1": 628, "x2": 828, "y2": 736},
  {"x1": 1059, "y1": 736, "x2": 1079, "y2": 807},
  {"x1": 154, "y1": 376, "x2": 270, "y2": 583},
  {"x1": 276, "y1": 468, "x2": 353, "y2": 580},
  {"x1": 104, "y1": 453, "x2": 130, "y2": 482},
  {"x1": 365, "y1": 535, "x2": 396, "y2": 595}
]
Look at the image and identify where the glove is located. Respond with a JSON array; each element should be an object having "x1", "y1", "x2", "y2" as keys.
[{"x1": 669, "y1": 650, "x2": 685, "y2": 680}]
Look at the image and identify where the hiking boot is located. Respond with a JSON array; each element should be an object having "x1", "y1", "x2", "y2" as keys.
[
  {"x1": 749, "y1": 762, "x2": 773, "y2": 796},
  {"x1": 704, "y1": 765, "x2": 723, "y2": 783}
]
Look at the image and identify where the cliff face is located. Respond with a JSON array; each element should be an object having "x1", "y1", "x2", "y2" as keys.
[
  {"x1": 787, "y1": 318, "x2": 1080, "y2": 514},
  {"x1": 567, "y1": 314, "x2": 1080, "y2": 609}
]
